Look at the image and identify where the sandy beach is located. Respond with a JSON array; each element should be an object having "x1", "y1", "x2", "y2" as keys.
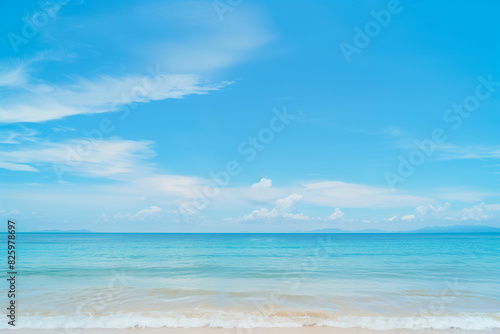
[{"x1": 8, "y1": 328, "x2": 500, "y2": 334}]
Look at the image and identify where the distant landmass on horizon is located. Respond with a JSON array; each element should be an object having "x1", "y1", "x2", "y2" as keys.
[
  {"x1": 25, "y1": 225, "x2": 500, "y2": 233},
  {"x1": 301, "y1": 225, "x2": 500, "y2": 233},
  {"x1": 29, "y1": 229, "x2": 95, "y2": 233}
]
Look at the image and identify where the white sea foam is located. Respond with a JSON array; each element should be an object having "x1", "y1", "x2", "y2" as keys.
[{"x1": 12, "y1": 312, "x2": 500, "y2": 330}]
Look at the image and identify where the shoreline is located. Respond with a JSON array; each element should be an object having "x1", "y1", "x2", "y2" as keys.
[{"x1": 6, "y1": 328, "x2": 500, "y2": 334}]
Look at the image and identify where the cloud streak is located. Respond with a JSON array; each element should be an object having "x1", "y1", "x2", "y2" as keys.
[
  {"x1": 0, "y1": 70, "x2": 227, "y2": 123},
  {"x1": 437, "y1": 144, "x2": 500, "y2": 160},
  {"x1": 0, "y1": 137, "x2": 154, "y2": 177},
  {"x1": 302, "y1": 181, "x2": 432, "y2": 208}
]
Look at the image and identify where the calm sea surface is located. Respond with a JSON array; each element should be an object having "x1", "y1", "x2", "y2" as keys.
[{"x1": 4, "y1": 233, "x2": 500, "y2": 330}]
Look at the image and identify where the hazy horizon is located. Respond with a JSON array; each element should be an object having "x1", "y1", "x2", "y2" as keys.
[{"x1": 1, "y1": 0, "x2": 500, "y2": 232}]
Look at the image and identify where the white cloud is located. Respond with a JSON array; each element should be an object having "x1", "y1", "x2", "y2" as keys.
[
  {"x1": 0, "y1": 161, "x2": 38, "y2": 172},
  {"x1": 0, "y1": 137, "x2": 154, "y2": 177},
  {"x1": 149, "y1": 2, "x2": 274, "y2": 73},
  {"x1": 381, "y1": 214, "x2": 414, "y2": 222},
  {"x1": 114, "y1": 206, "x2": 162, "y2": 221},
  {"x1": 455, "y1": 203, "x2": 490, "y2": 221},
  {"x1": 48, "y1": 1, "x2": 274, "y2": 75},
  {"x1": 127, "y1": 175, "x2": 206, "y2": 199},
  {"x1": 404, "y1": 202, "x2": 500, "y2": 222},
  {"x1": 251, "y1": 177, "x2": 272, "y2": 188},
  {"x1": 415, "y1": 202, "x2": 451, "y2": 215},
  {"x1": 239, "y1": 208, "x2": 278, "y2": 221},
  {"x1": 0, "y1": 128, "x2": 39, "y2": 144},
  {"x1": 401, "y1": 214, "x2": 415, "y2": 221},
  {"x1": 189, "y1": 180, "x2": 436, "y2": 222},
  {"x1": 0, "y1": 210, "x2": 21, "y2": 217},
  {"x1": 275, "y1": 194, "x2": 302, "y2": 211},
  {"x1": 238, "y1": 194, "x2": 310, "y2": 222},
  {"x1": 102, "y1": 174, "x2": 210, "y2": 218},
  {"x1": 0, "y1": 73, "x2": 226, "y2": 123},
  {"x1": 328, "y1": 208, "x2": 344, "y2": 221},
  {"x1": 230, "y1": 195, "x2": 346, "y2": 224},
  {"x1": 437, "y1": 144, "x2": 500, "y2": 160},
  {"x1": 0, "y1": 1, "x2": 272, "y2": 124},
  {"x1": 302, "y1": 181, "x2": 432, "y2": 208},
  {"x1": 0, "y1": 64, "x2": 28, "y2": 87}
]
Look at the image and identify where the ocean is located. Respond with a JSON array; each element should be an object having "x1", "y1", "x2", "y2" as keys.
[{"x1": 4, "y1": 233, "x2": 500, "y2": 330}]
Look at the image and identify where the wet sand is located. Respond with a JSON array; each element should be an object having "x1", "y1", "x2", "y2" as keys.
[{"x1": 8, "y1": 328, "x2": 500, "y2": 334}]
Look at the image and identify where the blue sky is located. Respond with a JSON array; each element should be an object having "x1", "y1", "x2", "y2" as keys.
[{"x1": 1, "y1": 0, "x2": 500, "y2": 232}]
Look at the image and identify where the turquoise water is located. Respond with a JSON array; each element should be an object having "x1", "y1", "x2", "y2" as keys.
[{"x1": 4, "y1": 233, "x2": 500, "y2": 329}]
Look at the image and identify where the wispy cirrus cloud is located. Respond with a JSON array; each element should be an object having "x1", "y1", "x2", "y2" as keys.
[
  {"x1": 152, "y1": 2, "x2": 275, "y2": 73},
  {"x1": 57, "y1": 1, "x2": 274, "y2": 74},
  {"x1": 436, "y1": 144, "x2": 500, "y2": 160},
  {"x1": 0, "y1": 137, "x2": 154, "y2": 177},
  {"x1": 0, "y1": 70, "x2": 227, "y2": 123},
  {"x1": 301, "y1": 181, "x2": 432, "y2": 208},
  {"x1": 0, "y1": 63, "x2": 29, "y2": 87},
  {"x1": 0, "y1": 127, "x2": 39, "y2": 144},
  {"x1": 122, "y1": 174, "x2": 207, "y2": 199},
  {"x1": 434, "y1": 188, "x2": 499, "y2": 203},
  {"x1": 0, "y1": 161, "x2": 39, "y2": 172}
]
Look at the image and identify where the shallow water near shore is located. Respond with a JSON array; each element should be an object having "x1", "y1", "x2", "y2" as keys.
[{"x1": 5, "y1": 233, "x2": 500, "y2": 330}]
